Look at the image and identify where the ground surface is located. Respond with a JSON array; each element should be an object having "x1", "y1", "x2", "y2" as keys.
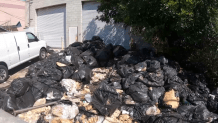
[{"x1": 0, "y1": 58, "x2": 39, "y2": 89}]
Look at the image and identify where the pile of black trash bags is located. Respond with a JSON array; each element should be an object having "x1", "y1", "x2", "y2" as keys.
[{"x1": 1, "y1": 36, "x2": 218, "y2": 123}]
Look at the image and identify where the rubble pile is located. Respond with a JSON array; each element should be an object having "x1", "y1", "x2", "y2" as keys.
[{"x1": 1, "y1": 36, "x2": 218, "y2": 123}]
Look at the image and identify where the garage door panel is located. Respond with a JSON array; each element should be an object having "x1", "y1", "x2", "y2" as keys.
[
  {"x1": 82, "y1": 2, "x2": 130, "y2": 49},
  {"x1": 37, "y1": 5, "x2": 66, "y2": 48}
]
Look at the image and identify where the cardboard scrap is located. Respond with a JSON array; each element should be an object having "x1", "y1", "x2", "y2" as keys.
[
  {"x1": 56, "y1": 62, "x2": 67, "y2": 67},
  {"x1": 33, "y1": 98, "x2": 46, "y2": 106},
  {"x1": 119, "y1": 114, "x2": 133, "y2": 123},
  {"x1": 163, "y1": 89, "x2": 180, "y2": 109},
  {"x1": 51, "y1": 117, "x2": 74, "y2": 123}
]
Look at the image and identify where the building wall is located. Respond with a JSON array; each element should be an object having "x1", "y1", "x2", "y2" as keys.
[
  {"x1": 26, "y1": 0, "x2": 82, "y2": 47},
  {"x1": 0, "y1": 0, "x2": 25, "y2": 31},
  {"x1": 25, "y1": 0, "x2": 134, "y2": 49}
]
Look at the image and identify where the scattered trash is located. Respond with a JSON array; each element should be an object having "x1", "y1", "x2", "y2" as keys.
[
  {"x1": 18, "y1": 98, "x2": 51, "y2": 123},
  {"x1": 52, "y1": 104, "x2": 79, "y2": 119},
  {"x1": 1, "y1": 36, "x2": 218, "y2": 123}
]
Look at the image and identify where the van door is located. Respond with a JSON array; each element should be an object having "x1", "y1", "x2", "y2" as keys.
[
  {"x1": 3, "y1": 34, "x2": 20, "y2": 68},
  {"x1": 26, "y1": 33, "x2": 41, "y2": 58},
  {"x1": 0, "y1": 35, "x2": 10, "y2": 67},
  {"x1": 13, "y1": 32, "x2": 30, "y2": 62}
]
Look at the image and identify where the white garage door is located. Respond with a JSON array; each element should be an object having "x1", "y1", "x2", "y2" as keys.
[
  {"x1": 82, "y1": 2, "x2": 131, "y2": 49},
  {"x1": 37, "y1": 5, "x2": 66, "y2": 48}
]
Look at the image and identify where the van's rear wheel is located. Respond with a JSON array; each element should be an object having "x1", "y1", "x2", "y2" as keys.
[
  {"x1": 0, "y1": 65, "x2": 8, "y2": 83},
  {"x1": 39, "y1": 48, "x2": 47, "y2": 60}
]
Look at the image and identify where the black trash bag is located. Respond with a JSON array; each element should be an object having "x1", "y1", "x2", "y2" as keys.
[
  {"x1": 120, "y1": 105, "x2": 134, "y2": 116},
  {"x1": 147, "y1": 70, "x2": 164, "y2": 83},
  {"x1": 117, "y1": 64, "x2": 135, "y2": 78},
  {"x1": 138, "y1": 71, "x2": 165, "y2": 87},
  {"x1": 43, "y1": 59, "x2": 57, "y2": 68},
  {"x1": 71, "y1": 66, "x2": 92, "y2": 84},
  {"x1": 95, "y1": 46, "x2": 113, "y2": 62},
  {"x1": 145, "y1": 60, "x2": 160, "y2": 72},
  {"x1": 92, "y1": 82, "x2": 122, "y2": 116},
  {"x1": 26, "y1": 62, "x2": 42, "y2": 78},
  {"x1": 139, "y1": 47, "x2": 156, "y2": 59},
  {"x1": 37, "y1": 67, "x2": 63, "y2": 81},
  {"x1": 36, "y1": 78, "x2": 63, "y2": 91},
  {"x1": 121, "y1": 73, "x2": 141, "y2": 90},
  {"x1": 31, "y1": 81, "x2": 49, "y2": 96},
  {"x1": 65, "y1": 47, "x2": 82, "y2": 56},
  {"x1": 98, "y1": 61, "x2": 108, "y2": 67},
  {"x1": 0, "y1": 89, "x2": 7, "y2": 108},
  {"x1": 168, "y1": 60, "x2": 181, "y2": 73},
  {"x1": 71, "y1": 55, "x2": 85, "y2": 68},
  {"x1": 141, "y1": 115, "x2": 160, "y2": 123},
  {"x1": 126, "y1": 82, "x2": 150, "y2": 103},
  {"x1": 188, "y1": 84, "x2": 210, "y2": 99},
  {"x1": 163, "y1": 66, "x2": 177, "y2": 80},
  {"x1": 148, "y1": 87, "x2": 165, "y2": 104},
  {"x1": 2, "y1": 94, "x2": 18, "y2": 112},
  {"x1": 135, "y1": 61, "x2": 147, "y2": 72},
  {"x1": 57, "y1": 56, "x2": 72, "y2": 65},
  {"x1": 80, "y1": 50, "x2": 94, "y2": 57},
  {"x1": 31, "y1": 87, "x2": 43, "y2": 101},
  {"x1": 120, "y1": 53, "x2": 141, "y2": 65},
  {"x1": 113, "y1": 45, "x2": 128, "y2": 58},
  {"x1": 7, "y1": 78, "x2": 30, "y2": 97},
  {"x1": 92, "y1": 36, "x2": 103, "y2": 41},
  {"x1": 16, "y1": 89, "x2": 35, "y2": 109},
  {"x1": 153, "y1": 113, "x2": 186, "y2": 123},
  {"x1": 82, "y1": 55, "x2": 98, "y2": 68},
  {"x1": 122, "y1": 94, "x2": 135, "y2": 105},
  {"x1": 109, "y1": 70, "x2": 122, "y2": 83},
  {"x1": 58, "y1": 66, "x2": 75, "y2": 79},
  {"x1": 46, "y1": 88, "x2": 63, "y2": 100},
  {"x1": 211, "y1": 88, "x2": 218, "y2": 102},
  {"x1": 86, "y1": 41, "x2": 105, "y2": 50},
  {"x1": 178, "y1": 104, "x2": 218, "y2": 122},
  {"x1": 132, "y1": 103, "x2": 154, "y2": 121},
  {"x1": 166, "y1": 76, "x2": 184, "y2": 85},
  {"x1": 207, "y1": 95, "x2": 218, "y2": 113},
  {"x1": 70, "y1": 42, "x2": 83, "y2": 47},
  {"x1": 109, "y1": 82, "x2": 122, "y2": 89},
  {"x1": 106, "y1": 59, "x2": 117, "y2": 67},
  {"x1": 186, "y1": 92, "x2": 207, "y2": 106},
  {"x1": 156, "y1": 56, "x2": 168, "y2": 65}
]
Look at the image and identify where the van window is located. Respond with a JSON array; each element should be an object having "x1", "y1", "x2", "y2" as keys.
[{"x1": 27, "y1": 33, "x2": 38, "y2": 42}]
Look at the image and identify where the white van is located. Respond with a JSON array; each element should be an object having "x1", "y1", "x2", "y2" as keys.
[{"x1": 0, "y1": 32, "x2": 47, "y2": 83}]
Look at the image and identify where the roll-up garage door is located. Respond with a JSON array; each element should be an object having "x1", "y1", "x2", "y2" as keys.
[
  {"x1": 82, "y1": 2, "x2": 131, "y2": 49},
  {"x1": 37, "y1": 5, "x2": 66, "y2": 48}
]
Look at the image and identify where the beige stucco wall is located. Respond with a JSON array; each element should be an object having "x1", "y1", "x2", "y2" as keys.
[{"x1": 0, "y1": 0, "x2": 25, "y2": 31}]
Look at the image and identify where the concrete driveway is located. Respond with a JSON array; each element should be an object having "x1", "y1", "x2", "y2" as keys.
[{"x1": 0, "y1": 58, "x2": 39, "y2": 89}]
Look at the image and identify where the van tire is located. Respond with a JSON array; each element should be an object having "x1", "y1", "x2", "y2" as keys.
[
  {"x1": 39, "y1": 48, "x2": 47, "y2": 60},
  {"x1": 0, "y1": 65, "x2": 8, "y2": 83}
]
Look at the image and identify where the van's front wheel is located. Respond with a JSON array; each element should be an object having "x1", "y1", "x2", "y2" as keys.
[
  {"x1": 39, "y1": 48, "x2": 47, "y2": 60},
  {"x1": 0, "y1": 65, "x2": 8, "y2": 83}
]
